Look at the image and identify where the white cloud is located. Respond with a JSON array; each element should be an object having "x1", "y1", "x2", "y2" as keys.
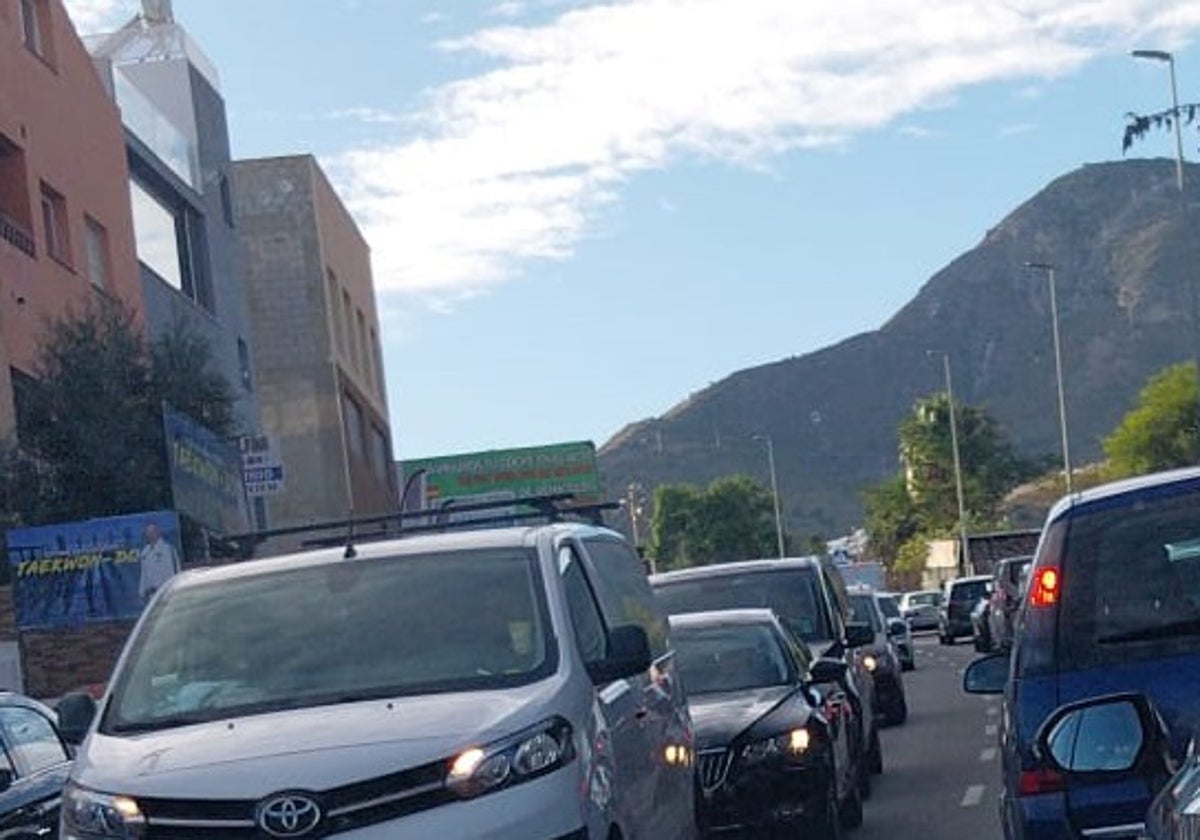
[
  {"x1": 420, "y1": 11, "x2": 448, "y2": 25},
  {"x1": 490, "y1": 1, "x2": 529, "y2": 18},
  {"x1": 897, "y1": 125, "x2": 945, "y2": 139},
  {"x1": 331, "y1": 0, "x2": 1200, "y2": 300},
  {"x1": 62, "y1": 0, "x2": 136, "y2": 34},
  {"x1": 1000, "y1": 122, "x2": 1038, "y2": 136},
  {"x1": 326, "y1": 107, "x2": 407, "y2": 125}
]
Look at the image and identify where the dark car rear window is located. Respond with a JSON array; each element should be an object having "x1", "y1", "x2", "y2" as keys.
[
  {"x1": 653, "y1": 568, "x2": 832, "y2": 642},
  {"x1": 952, "y1": 580, "x2": 990, "y2": 603},
  {"x1": 1059, "y1": 483, "x2": 1200, "y2": 669}
]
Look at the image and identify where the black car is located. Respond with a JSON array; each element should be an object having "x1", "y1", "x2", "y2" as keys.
[
  {"x1": 651, "y1": 557, "x2": 882, "y2": 795},
  {"x1": 671, "y1": 609, "x2": 861, "y2": 839},
  {"x1": 846, "y1": 590, "x2": 908, "y2": 726},
  {"x1": 938, "y1": 575, "x2": 992, "y2": 644},
  {"x1": 0, "y1": 692, "x2": 74, "y2": 838}
]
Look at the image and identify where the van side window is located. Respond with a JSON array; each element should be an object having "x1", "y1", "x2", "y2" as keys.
[
  {"x1": 583, "y1": 538, "x2": 668, "y2": 657},
  {"x1": 559, "y1": 546, "x2": 607, "y2": 665}
]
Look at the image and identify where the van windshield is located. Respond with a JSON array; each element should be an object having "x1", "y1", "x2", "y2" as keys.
[
  {"x1": 652, "y1": 569, "x2": 831, "y2": 642},
  {"x1": 102, "y1": 549, "x2": 553, "y2": 734}
]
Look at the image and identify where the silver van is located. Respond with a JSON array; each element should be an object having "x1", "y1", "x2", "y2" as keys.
[{"x1": 58, "y1": 524, "x2": 698, "y2": 839}]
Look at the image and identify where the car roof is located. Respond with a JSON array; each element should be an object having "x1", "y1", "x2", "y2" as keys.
[
  {"x1": 667, "y1": 608, "x2": 781, "y2": 629},
  {"x1": 650, "y1": 556, "x2": 823, "y2": 584},
  {"x1": 949, "y1": 575, "x2": 993, "y2": 586},
  {"x1": 1047, "y1": 466, "x2": 1200, "y2": 523},
  {"x1": 168, "y1": 523, "x2": 621, "y2": 591}
]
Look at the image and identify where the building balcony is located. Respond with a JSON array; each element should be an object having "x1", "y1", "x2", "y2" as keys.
[{"x1": 0, "y1": 211, "x2": 34, "y2": 257}]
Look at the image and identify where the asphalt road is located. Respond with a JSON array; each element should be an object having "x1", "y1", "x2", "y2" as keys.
[{"x1": 854, "y1": 633, "x2": 1003, "y2": 839}]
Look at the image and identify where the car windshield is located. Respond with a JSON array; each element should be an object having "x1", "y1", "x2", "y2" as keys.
[
  {"x1": 952, "y1": 580, "x2": 990, "y2": 603},
  {"x1": 848, "y1": 593, "x2": 882, "y2": 631},
  {"x1": 672, "y1": 623, "x2": 794, "y2": 694},
  {"x1": 102, "y1": 549, "x2": 552, "y2": 733},
  {"x1": 653, "y1": 569, "x2": 831, "y2": 642},
  {"x1": 907, "y1": 592, "x2": 940, "y2": 608}
]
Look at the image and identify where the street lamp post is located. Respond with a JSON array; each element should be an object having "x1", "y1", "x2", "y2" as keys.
[
  {"x1": 1025, "y1": 261, "x2": 1074, "y2": 494},
  {"x1": 1131, "y1": 50, "x2": 1200, "y2": 460},
  {"x1": 1132, "y1": 49, "x2": 1186, "y2": 192},
  {"x1": 753, "y1": 434, "x2": 786, "y2": 559},
  {"x1": 927, "y1": 352, "x2": 971, "y2": 575}
]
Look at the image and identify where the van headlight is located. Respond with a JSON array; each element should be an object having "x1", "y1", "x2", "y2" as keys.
[
  {"x1": 61, "y1": 783, "x2": 145, "y2": 838},
  {"x1": 447, "y1": 717, "x2": 575, "y2": 799}
]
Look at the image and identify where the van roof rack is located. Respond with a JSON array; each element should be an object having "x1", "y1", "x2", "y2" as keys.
[{"x1": 211, "y1": 494, "x2": 620, "y2": 560}]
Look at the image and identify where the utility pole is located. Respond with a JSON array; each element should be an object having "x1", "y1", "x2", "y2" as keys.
[
  {"x1": 927, "y1": 352, "x2": 971, "y2": 575},
  {"x1": 753, "y1": 434, "x2": 786, "y2": 559},
  {"x1": 1025, "y1": 262, "x2": 1073, "y2": 494}
]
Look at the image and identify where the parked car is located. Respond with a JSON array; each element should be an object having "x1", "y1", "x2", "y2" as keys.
[
  {"x1": 938, "y1": 575, "x2": 992, "y2": 645},
  {"x1": 986, "y1": 555, "x2": 1034, "y2": 652},
  {"x1": 0, "y1": 692, "x2": 74, "y2": 838},
  {"x1": 846, "y1": 589, "x2": 908, "y2": 726},
  {"x1": 57, "y1": 522, "x2": 699, "y2": 839},
  {"x1": 670, "y1": 609, "x2": 861, "y2": 838},
  {"x1": 964, "y1": 466, "x2": 1200, "y2": 840},
  {"x1": 651, "y1": 557, "x2": 883, "y2": 795},
  {"x1": 898, "y1": 590, "x2": 942, "y2": 632},
  {"x1": 875, "y1": 592, "x2": 915, "y2": 671}
]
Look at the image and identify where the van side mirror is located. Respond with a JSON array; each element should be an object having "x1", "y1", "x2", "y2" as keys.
[
  {"x1": 587, "y1": 625, "x2": 652, "y2": 685},
  {"x1": 1038, "y1": 694, "x2": 1156, "y2": 774},
  {"x1": 56, "y1": 692, "x2": 98, "y2": 746},
  {"x1": 963, "y1": 652, "x2": 1008, "y2": 695},
  {"x1": 808, "y1": 658, "x2": 849, "y2": 686},
  {"x1": 845, "y1": 622, "x2": 875, "y2": 649}
]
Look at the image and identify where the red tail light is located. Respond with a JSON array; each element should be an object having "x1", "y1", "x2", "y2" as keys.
[
  {"x1": 1018, "y1": 767, "x2": 1066, "y2": 796},
  {"x1": 1029, "y1": 567, "x2": 1060, "y2": 608}
]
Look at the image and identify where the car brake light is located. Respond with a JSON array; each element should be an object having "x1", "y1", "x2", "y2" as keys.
[
  {"x1": 1018, "y1": 767, "x2": 1066, "y2": 796},
  {"x1": 1029, "y1": 568, "x2": 1060, "y2": 608}
]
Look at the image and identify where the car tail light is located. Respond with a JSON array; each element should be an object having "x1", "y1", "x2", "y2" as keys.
[
  {"x1": 1029, "y1": 567, "x2": 1060, "y2": 608},
  {"x1": 1018, "y1": 767, "x2": 1066, "y2": 796}
]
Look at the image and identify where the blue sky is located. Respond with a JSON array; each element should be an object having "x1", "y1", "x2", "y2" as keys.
[{"x1": 66, "y1": 1, "x2": 1200, "y2": 460}]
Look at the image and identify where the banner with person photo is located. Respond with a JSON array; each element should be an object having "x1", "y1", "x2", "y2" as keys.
[{"x1": 6, "y1": 511, "x2": 183, "y2": 630}]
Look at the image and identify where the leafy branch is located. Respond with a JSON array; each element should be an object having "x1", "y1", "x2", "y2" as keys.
[{"x1": 1123, "y1": 103, "x2": 1200, "y2": 153}]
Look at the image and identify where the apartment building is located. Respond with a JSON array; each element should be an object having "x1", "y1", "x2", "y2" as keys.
[
  {"x1": 231, "y1": 155, "x2": 396, "y2": 537},
  {"x1": 0, "y1": 0, "x2": 142, "y2": 439}
]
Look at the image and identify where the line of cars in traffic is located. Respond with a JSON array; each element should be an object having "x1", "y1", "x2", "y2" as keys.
[
  {"x1": 0, "y1": 507, "x2": 915, "y2": 840},
  {"x1": 962, "y1": 466, "x2": 1200, "y2": 840}
]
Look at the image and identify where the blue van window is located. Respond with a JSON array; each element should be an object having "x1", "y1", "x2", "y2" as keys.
[{"x1": 1058, "y1": 487, "x2": 1200, "y2": 669}]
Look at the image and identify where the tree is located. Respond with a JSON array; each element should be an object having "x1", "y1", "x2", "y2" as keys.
[
  {"x1": 646, "y1": 475, "x2": 780, "y2": 571},
  {"x1": 3, "y1": 300, "x2": 236, "y2": 527},
  {"x1": 1104, "y1": 361, "x2": 1198, "y2": 477},
  {"x1": 1123, "y1": 103, "x2": 1200, "y2": 155},
  {"x1": 862, "y1": 475, "x2": 920, "y2": 566}
]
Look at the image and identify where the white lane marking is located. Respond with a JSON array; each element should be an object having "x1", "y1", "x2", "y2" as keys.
[
  {"x1": 986, "y1": 724, "x2": 998, "y2": 736},
  {"x1": 980, "y1": 748, "x2": 998, "y2": 762},
  {"x1": 961, "y1": 785, "x2": 986, "y2": 807},
  {"x1": 987, "y1": 706, "x2": 1000, "y2": 716}
]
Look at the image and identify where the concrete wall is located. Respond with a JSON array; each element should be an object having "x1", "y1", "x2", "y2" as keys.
[{"x1": 0, "y1": 0, "x2": 142, "y2": 438}]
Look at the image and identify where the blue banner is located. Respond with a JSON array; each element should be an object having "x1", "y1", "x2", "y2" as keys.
[
  {"x1": 7, "y1": 511, "x2": 183, "y2": 631},
  {"x1": 163, "y1": 404, "x2": 249, "y2": 534}
]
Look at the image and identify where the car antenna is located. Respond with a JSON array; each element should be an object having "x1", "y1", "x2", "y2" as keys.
[{"x1": 344, "y1": 506, "x2": 357, "y2": 559}]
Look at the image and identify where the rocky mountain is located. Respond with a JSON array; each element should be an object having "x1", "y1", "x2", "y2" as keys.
[{"x1": 599, "y1": 159, "x2": 1200, "y2": 539}]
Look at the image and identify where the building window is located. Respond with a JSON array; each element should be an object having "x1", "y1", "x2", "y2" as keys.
[
  {"x1": 129, "y1": 175, "x2": 213, "y2": 312},
  {"x1": 237, "y1": 337, "x2": 253, "y2": 391},
  {"x1": 341, "y1": 290, "x2": 356, "y2": 369},
  {"x1": 19, "y1": 0, "x2": 51, "y2": 62},
  {"x1": 328, "y1": 270, "x2": 345, "y2": 356},
  {"x1": 356, "y1": 308, "x2": 370, "y2": 384},
  {"x1": 342, "y1": 393, "x2": 364, "y2": 457},
  {"x1": 84, "y1": 216, "x2": 109, "y2": 289},
  {"x1": 0, "y1": 135, "x2": 33, "y2": 257},
  {"x1": 370, "y1": 328, "x2": 385, "y2": 396},
  {"x1": 40, "y1": 182, "x2": 69, "y2": 266},
  {"x1": 370, "y1": 425, "x2": 389, "y2": 483},
  {"x1": 219, "y1": 174, "x2": 234, "y2": 227}
]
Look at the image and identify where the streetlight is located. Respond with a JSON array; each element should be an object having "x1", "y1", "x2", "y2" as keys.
[
  {"x1": 752, "y1": 434, "x2": 786, "y2": 559},
  {"x1": 925, "y1": 351, "x2": 971, "y2": 574},
  {"x1": 1132, "y1": 49, "x2": 1185, "y2": 192},
  {"x1": 1024, "y1": 261, "x2": 1074, "y2": 494},
  {"x1": 1131, "y1": 50, "x2": 1200, "y2": 457}
]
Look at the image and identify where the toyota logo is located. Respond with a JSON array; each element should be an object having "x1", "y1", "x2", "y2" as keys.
[{"x1": 257, "y1": 793, "x2": 322, "y2": 838}]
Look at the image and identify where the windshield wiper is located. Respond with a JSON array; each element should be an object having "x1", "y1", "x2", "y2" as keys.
[
  {"x1": 107, "y1": 711, "x2": 220, "y2": 735},
  {"x1": 1099, "y1": 617, "x2": 1200, "y2": 645}
]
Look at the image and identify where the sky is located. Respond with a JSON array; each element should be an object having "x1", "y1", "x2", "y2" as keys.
[{"x1": 64, "y1": 0, "x2": 1200, "y2": 460}]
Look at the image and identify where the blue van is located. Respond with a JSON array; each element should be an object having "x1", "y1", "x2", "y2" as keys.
[{"x1": 966, "y1": 466, "x2": 1200, "y2": 839}]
